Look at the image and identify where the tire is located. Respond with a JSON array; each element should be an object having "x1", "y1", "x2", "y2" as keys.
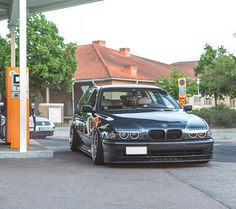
[
  {"x1": 91, "y1": 130, "x2": 104, "y2": 165},
  {"x1": 69, "y1": 127, "x2": 79, "y2": 151},
  {"x1": 1, "y1": 123, "x2": 6, "y2": 141},
  {"x1": 195, "y1": 161, "x2": 210, "y2": 164}
]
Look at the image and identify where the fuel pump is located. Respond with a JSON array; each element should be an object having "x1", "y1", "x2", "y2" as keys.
[{"x1": 6, "y1": 67, "x2": 30, "y2": 149}]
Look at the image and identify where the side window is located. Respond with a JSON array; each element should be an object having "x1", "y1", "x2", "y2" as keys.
[
  {"x1": 162, "y1": 97, "x2": 175, "y2": 108},
  {"x1": 88, "y1": 90, "x2": 98, "y2": 108},
  {"x1": 79, "y1": 88, "x2": 94, "y2": 107}
]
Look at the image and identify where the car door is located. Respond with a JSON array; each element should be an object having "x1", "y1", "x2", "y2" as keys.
[{"x1": 76, "y1": 87, "x2": 98, "y2": 147}]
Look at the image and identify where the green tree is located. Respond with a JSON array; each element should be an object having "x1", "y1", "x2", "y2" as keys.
[
  {"x1": 156, "y1": 66, "x2": 197, "y2": 100},
  {"x1": 195, "y1": 44, "x2": 236, "y2": 107},
  {"x1": 26, "y1": 14, "x2": 77, "y2": 101},
  {"x1": 1, "y1": 14, "x2": 77, "y2": 107},
  {"x1": 0, "y1": 35, "x2": 10, "y2": 98},
  {"x1": 12, "y1": 14, "x2": 77, "y2": 106},
  {"x1": 194, "y1": 44, "x2": 217, "y2": 75}
]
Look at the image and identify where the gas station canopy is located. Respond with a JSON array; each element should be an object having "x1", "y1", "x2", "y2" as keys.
[
  {"x1": 0, "y1": 0, "x2": 102, "y2": 25},
  {"x1": 0, "y1": 0, "x2": 102, "y2": 153}
]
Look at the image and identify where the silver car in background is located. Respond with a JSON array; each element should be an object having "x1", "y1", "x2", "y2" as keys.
[{"x1": 30, "y1": 116, "x2": 55, "y2": 138}]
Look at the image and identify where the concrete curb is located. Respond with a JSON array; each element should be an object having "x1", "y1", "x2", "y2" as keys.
[{"x1": 0, "y1": 139, "x2": 54, "y2": 159}]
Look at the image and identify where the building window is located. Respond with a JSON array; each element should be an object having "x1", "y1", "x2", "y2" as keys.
[
  {"x1": 204, "y1": 97, "x2": 212, "y2": 106},
  {"x1": 230, "y1": 99, "x2": 236, "y2": 108},
  {"x1": 193, "y1": 95, "x2": 201, "y2": 105},
  {"x1": 186, "y1": 97, "x2": 189, "y2": 104}
]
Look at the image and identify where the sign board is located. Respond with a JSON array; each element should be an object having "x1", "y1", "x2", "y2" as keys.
[
  {"x1": 179, "y1": 97, "x2": 186, "y2": 107},
  {"x1": 49, "y1": 107, "x2": 62, "y2": 123},
  {"x1": 178, "y1": 77, "x2": 187, "y2": 98},
  {"x1": 178, "y1": 78, "x2": 187, "y2": 87}
]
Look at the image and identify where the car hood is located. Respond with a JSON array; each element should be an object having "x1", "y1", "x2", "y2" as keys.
[
  {"x1": 35, "y1": 116, "x2": 50, "y2": 122},
  {"x1": 100, "y1": 110, "x2": 208, "y2": 130}
]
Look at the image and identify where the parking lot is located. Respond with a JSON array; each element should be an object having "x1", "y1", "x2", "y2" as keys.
[{"x1": 0, "y1": 128, "x2": 235, "y2": 209}]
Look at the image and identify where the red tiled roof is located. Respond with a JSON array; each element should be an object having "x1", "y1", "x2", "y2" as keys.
[
  {"x1": 74, "y1": 42, "x2": 196, "y2": 82},
  {"x1": 171, "y1": 61, "x2": 197, "y2": 78}
]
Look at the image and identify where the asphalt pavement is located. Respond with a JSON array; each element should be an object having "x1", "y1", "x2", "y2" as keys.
[{"x1": 0, "y1": 128, "x2": 235, "y2": 209}]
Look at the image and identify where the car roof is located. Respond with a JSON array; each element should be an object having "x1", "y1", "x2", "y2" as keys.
[
  {"x1": 35, "y1": 116, "x2": 50, "y2": 121},
  {"x1": 96, "y1": 84, "x2": 164, "y2": 91}
]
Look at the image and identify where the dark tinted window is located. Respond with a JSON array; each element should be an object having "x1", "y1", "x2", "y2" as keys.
[
  {"x1": 88, "y1": 90, "x2": 98, "y2": 108},
  {"x1": 79, "y1": 88, "x2": 95, "y2": 107},
  {"x1": 77, "y1": 87, "x2": 98, "y2": 112},
  {"x1": 100, "y1": 88, "x2": 181, "y2": 111}
]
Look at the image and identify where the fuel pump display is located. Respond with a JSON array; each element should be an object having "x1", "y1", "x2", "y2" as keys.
[
  {"x1": 6, "y1": 67, "x2": 30, "y2": 149},
  {"x1": 11, "y1": 73, "x2": 20, "y2": 98}
]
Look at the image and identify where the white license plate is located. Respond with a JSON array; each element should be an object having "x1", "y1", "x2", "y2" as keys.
[
  {"x1": 39, "y1": 127, "x2": 51, "y2": 131},
  {"x1": 126, "y1": 146, "x2": 147, "y2": 155}
]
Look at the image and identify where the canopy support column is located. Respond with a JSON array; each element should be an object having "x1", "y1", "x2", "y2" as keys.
[
  {"x1": 19, "y1": 0, "x2": 27, "y2": 152},
  {"x1": 10, "y1": 26, "x2": 16, "y2": 67}
]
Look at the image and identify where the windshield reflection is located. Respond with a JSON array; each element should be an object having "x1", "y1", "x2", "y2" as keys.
[{"x1": 100, "y1": 88, "x2": 181, "y2": 111}]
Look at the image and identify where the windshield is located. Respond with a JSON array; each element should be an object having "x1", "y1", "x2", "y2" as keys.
[{"x1": 100, "y1": 88, "x2": 181, "y2": 111}]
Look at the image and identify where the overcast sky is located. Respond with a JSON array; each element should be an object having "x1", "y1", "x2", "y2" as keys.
[{"x1": 1, "y1": 0, "x2": 236, "y2": 63}]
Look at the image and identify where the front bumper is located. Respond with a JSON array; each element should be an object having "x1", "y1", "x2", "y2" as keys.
[
  {"x1": 102, "y1": 138, "x2": 214, "y2": 163},
  {"x1": 30, "y1": 130, "x2": 55, "y2": 138}
]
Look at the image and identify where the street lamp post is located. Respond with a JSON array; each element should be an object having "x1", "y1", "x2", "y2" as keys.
[
  {"x1": 196, "y1": 78, "x2": 200, "y2": 105},
  {"x1": 197, "y1": 78, "x2": 200, "y2": 96}
]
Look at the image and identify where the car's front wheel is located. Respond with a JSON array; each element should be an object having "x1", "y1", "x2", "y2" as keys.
[
  {"x1": 69, "y1": 127, "x2": 79, "y2": 151},
  {"x1": 0, "y1": 123, "x2": 6, "y2": 141},
  {"x1": 91, "y1": 130, "x2": 104, "y2": 165}
]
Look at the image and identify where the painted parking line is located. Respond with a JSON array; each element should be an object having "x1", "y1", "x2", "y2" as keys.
[
  {"x1": 214, "y1": 143, "x2": 222, "y2": 146},
  {"x1": 46, "y1": 145, "x2": 70, "y2": 152}
]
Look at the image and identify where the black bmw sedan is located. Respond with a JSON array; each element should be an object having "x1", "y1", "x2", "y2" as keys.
[{"x1": 69, "y1": 85, "x2": 213, "y2": 164}]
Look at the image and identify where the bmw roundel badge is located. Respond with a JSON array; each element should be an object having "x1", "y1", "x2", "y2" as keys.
[{"x1": 161, "y1": 123, "x2": 168, "y2": 128}]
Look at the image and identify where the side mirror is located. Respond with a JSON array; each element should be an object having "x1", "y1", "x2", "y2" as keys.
[
  {"x1": 0, "y1": 102, "x2": 6, "y2": 116},
  {"x1": 183, "y1": 105, "x2": 192, "y2": 112},
  {"x1": 81, "y1": 105, "x2": 93, "y2": 113},
  {"x1": 30, "y1": 107, "x2": 35, "y2": 116}
]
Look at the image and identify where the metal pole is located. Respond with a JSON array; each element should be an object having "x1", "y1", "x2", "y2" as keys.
[
  {"x1": 72, "y1": 81, "x2": 75, "y2": 114},
  {"x1": 197, "y1": 78, "x2": 200, "y2": 105},
  {"x1": 10, "y1": 25, "x2": 16, "y2": 67},
  {"x1": 46, "y1": 87, "x2": 50, "y2": 103},
  {"x1": 19, "y1": 0, "x2": 27, "y2": 152},
  {"x1": 197, "y1": 83, "x2": 200, "y2": 96},
  {"x1": 196, "y1": 78, "x2": 200, "y2": 96}
]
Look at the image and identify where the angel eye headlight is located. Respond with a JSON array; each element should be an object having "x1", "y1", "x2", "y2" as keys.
[
  {"x1": 189, "y1": 133, "x2": 197, "y2": 138},
  {"x1": 130, "y1": 132, "x2": 139, "y2": 139},
  {"x1": 119, "y1": 132, "x2": 129, "y2": 139},
  {"x1": 198, "y1": 132, "x2": 206, "y2": 138},
  {"x1": 118, "y1": 131, "x2": 144, "y2": 139},
  {"x1": 185, "y1": 129, "x2": 211, "y2": 139}
]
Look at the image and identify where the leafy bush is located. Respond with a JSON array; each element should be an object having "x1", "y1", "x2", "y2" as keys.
[{"x1": 192, "y1": 104, "x2": 236, "y2": 128}]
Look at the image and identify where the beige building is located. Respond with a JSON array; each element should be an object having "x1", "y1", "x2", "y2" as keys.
[{"x1": 40, "y1": 40, "x2": 236, "y2": 121}]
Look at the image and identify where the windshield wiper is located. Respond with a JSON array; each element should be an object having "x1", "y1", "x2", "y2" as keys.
[
  {"x1": 162, "y1": 109, "x2": 176, "y2": 111},
  {"x1": 137, "y1": 107, "x2": 177, "y2": 111}
]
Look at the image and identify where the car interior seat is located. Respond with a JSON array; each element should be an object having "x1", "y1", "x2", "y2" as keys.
[
  {"x1": 101, "y1": 99, "x2": 112, "y2": 109},
  {"x1": 137, "y1": 97, "x2": 152, "y2": 106}
]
